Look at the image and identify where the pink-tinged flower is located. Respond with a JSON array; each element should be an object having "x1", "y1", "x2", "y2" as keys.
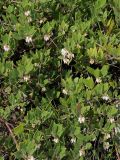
[{"x1": 3, "y1": 44, "x2": 10, "y2": 51}]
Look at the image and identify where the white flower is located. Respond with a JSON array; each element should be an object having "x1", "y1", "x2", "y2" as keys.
[
  {"x1": 67, "y1": 52, "x2": 74, "y2": 59},
  {"x1": 78, "y1": 115, "x2": 85, "y2": 124},
  {"x1": 62, "y1": 89, "x2": 68, "y2": 95},
  {"x1": 84, "y1": 33, "x2": 88, "y2": 37},
  {"x1": 115, "y1": 126, "x2": 120, "y2": 134},
  {"x1": 27, "y1": 155, "x2": 35, "y2": 160},
  {"x1": 34, "y1": 63, "x2": 40, "y2": 67},
  {"x1": 23, "y1": 75, "x2": 30, "y2": 82},
  {"x1": 44, "y1": 34, "x2": 50, "y2": 41},
  {"x1": 104, "y1": 134, "x2": 110, "y2": 140},
  {"x1": 63, "y1": 58, "x2": 70, "y2": 64},
  {"x1": 3, "y1": 44, "x2": 10, "y2": 52},
  {"x1": 32, "y1": 124, "x2": 36, "y2": 128},
  {"x1": 39, "y1": 19, "x2": 44, "y2": 24},
  {"x1": 109, "y1": 118, "x2": 114, "y2": 123},
  {"x1": 28, "y1": 17, "x2": 32, "y2": 22},
  {"x1": 96, "y1": 77, "x2": 102, "y2": 83},
  {"x1": 103, "y1": 142, "x2": 110, "y2": 150},
  {"x1": 53, "y1": 137, "x2": 59, "y2": 143},
  {"x1": 102, "y1": 95, "x2": 109, "y2": 101},
  {"x1": 79, "y1": 148, "x2": 85, "y2": 157},
  {"x1": 25, "y1": 10, "x2": 30, "y2": 16},
  {"x1": 25, "y1": 36, "x2": 32, "y2": 43},
  {"x1": 41, "y1": 87, "x2": 46, "y2": 92},
  {"x1": 61, "y1": 48, "x2": 67, "y2": 57},
  {"x1": 20, "y1": 108, "x2": 24, "y2": 112},
  {"x1": 89, "y1": 59, "x2": 94, "y2": 64},
  {"x1": 13, "y1": 25, "x2": 16, "y2": 31},
  {"x1": 71, "y1": 138, "x2": 76, "y2": 144}
]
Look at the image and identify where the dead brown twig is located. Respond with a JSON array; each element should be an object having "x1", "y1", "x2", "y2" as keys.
[{"x1": 0, "y1": 118, "x2": 19, "y2": 151}]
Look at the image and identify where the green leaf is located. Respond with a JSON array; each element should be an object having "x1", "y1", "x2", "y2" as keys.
[
  {"x1": 85, "y1": 143, "x2": 92, "y2": 149},
  {"x1": 0, "y1": 62, "x2": 4, "y2": 74},
  {"x1": 103, "y1": 83, "x2": 109, "y2": 92},
  {"x1": 101, "y1": 65, "x2": 109, "y2": 77},
  {"x1": 52, "y1": 123, "x2": 64, "y2": 137},
  {"x1": 81, "y1": 106, "x2": 90, "y2": 114},
  {"x1": 84, "y1": 77, "x2": 94, "y2": 89},
  {"x1": 14, "y1": 123, "x2": 24, "y2": 136},
  {"x1": 107, "y1": 106, "x2": 118, "y2": 116},
  {"x1": 7, "y1": 5, "x2": 14, "y2": 13},
  {"x1": 20, "y1": 140, "x2": 36, "y2": 155},
  {"x1": 59, "y1": 146, "x2": 66, "y2": 159},
  {"x1": 95, "y1": 0, "x2": 106, "y2": 9},
  {"x1": 94, "y1": 84, "x2": 103, "y2": 95},
  {"x1": 94, "y1": 69, "x2": 100, "y2": 78},
  {"x1": 0, "y1": 156, "x2": 4, "y2": 160},
  {"x1": 41, "y1": 110, "x2": 53, "y2": 122}
]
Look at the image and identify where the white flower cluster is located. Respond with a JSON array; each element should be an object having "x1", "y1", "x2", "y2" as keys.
[
  {"x1": 28, "y1": 17, "x2": 32, "y2": 22},
  {"x1": 115, "y1": 125, "x2": 120, "y2": 134},
  {"x1": 89, "y1": 59, "x2": 94, "y2": 64},
  {"x1": 24, "y1": 10, "x2": 32, "y2": 22},
  {"x1": 109, "y1": 117, "x2": 114, "y2": 123},
  {"x1": 96, "y1": 77, "x2": 102, "y2": 83},
  {"x1": 102, "y1": 95, "x2": 109, "y2": 101},
  {"x1": 25, "y1": 36, "x2": 32, "y2": 43},
  {"x1": 104, "y1": 133, "x2": 110, "y2": 140},
  {"x1": 39, "y1": 19, "x2": 44, "y2": 24},
  {"x1": 62, "y1": 88, "x2": 68, "y2": 95},
  {"x1": 61, "y1": 48, "x2": 74, "y2": 65},
  {"x1": 79, "y1": 148, "x2": 85, "y2": 157},
  {"x1": 27, "y1": 155, "x2": 35, "y2": 160},
  {"x1": 25, "y1": 10, "x2": 30, "y2": 17},
  {"x1": 23, "y1": 75, "x2": 30, "y2": 82},
  {"x1": 78, "y1": 115, "x2": 85, "y2": 124},
  {"x1": 44, "y1": 34, "x2": 51, "y2": 41},
  {"x1": 41, "y1": 87, "x2": 46, "y2": 92},
  {"x1": 71, "y1": 138, "x2": 76, "y2": 144},
  {"x1": 53, "y1": 137, "x2": 59, "y2": 143},
  {"x1": 103, "y1": 142, "x2": 110, "y2": 150}
]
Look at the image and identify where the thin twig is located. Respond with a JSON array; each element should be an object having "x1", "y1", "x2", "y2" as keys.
[
  {"x1": 112, "y1": 128, "x2": 120, "y2": 160},
  {"x1": 50, "y1": 38, "x2": 59, "y2": 49},
  {"x1": 0, "y1": 118, "x2": 19, "y2": 151}
]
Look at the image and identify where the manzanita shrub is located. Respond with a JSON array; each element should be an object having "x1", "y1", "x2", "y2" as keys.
[{"x1": 0, "y1": 0, "x2": 120, "y2": 159}]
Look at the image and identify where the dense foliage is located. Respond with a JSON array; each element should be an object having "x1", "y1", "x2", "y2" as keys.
[{"x1": 0, "y1": 0, "x2": 120, "y2": 159}]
